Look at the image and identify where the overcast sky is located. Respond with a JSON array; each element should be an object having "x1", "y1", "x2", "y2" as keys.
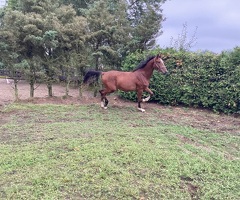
[{"x1": 157, "y1": 0, "x2": 240, "y2": 53}]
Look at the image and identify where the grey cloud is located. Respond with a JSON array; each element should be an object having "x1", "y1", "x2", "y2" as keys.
[{"x1": 157, "y1": 0, "x2": 240, "y2": 52}]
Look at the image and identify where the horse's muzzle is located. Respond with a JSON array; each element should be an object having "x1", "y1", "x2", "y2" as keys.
[{"x1": 163, "y1": 71, "x2": 170, "y2": 76}]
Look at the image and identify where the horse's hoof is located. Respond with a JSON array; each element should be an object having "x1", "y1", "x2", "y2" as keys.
[
  {"x1": 138, "y1": 108, "x2": 145, "y2": 112},
  {"x1": 101, "y1": 102, "x2": 105, "y2": 108},
  {"x1": 104, "y1": 107, "x2": 108, "y2": 110},
  {"x1": 142, "y1": 95, "x2": 150, "y2": 102}
]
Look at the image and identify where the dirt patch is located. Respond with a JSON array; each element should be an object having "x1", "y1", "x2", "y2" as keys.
[
  {"x1": 180, "y1": 176, "x2": 199, "y2": 200},
  {"x1": 157, "y1": 107, "x2": 240, "y2": 135},
  {"x1": 0, "y1": 78, "x2": 239, "y2": 135},
  {"x1": 176, "y1": 134, "x2": 212, "y2": 152},
  {"x1": 0, "y1": 78, "x2": 79, "y2": 104}
]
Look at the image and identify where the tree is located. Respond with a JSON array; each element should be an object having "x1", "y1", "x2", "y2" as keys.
[
  {"x1": 126, "y1": 0, "x2": 166, "y2": 51},
  {"x1": 63, "y1": 0, "x2": 167, "y2": 57},
  {"x1": 60, "y1": 0, "x2": 94, "y2": 15},
  {"x1": 170, "y1": 22, "x2": 198, "y2": 51},
  {"x1": 84, "y1": 0, "x2": 130, "y2": 70},
  {"x1": 0, "y1": 26, "x2": 22, "y2": 100},
  {"x1": 0, "y1": 0, "x2": 88, "y2": 98},
  {"x1": 10, "y1": 10, "x2": 46, "y2": 98},
  {"x1": 53, "y1": 5, "x2": 87, "y2": 96},
  {"x1": 19, "y1": 0, "x2": 87, "y2": 97}
]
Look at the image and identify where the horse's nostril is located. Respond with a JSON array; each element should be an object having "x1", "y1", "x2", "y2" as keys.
[{"x1": 164, "y1": 71, "x2": 170, "y2": 76}]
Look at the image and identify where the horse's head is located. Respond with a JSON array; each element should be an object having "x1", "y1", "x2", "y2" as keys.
[{"x1": 153, "y1": 54, "x2": 168, "y2": 74}]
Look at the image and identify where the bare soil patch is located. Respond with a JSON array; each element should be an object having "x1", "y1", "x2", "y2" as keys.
[{"x1": 0, "y1": 78, "x2": 239, "y2": 134}]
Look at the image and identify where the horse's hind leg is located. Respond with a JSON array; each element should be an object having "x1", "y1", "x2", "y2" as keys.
[
  {"x1": 99, "y1": 89, "x2": 111, "y2": 109},
  {"x1": 99, "y1": 90, "x2": 107, "y2": 109}
]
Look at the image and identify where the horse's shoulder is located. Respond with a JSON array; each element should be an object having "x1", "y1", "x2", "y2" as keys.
[{"x1": 135, "y1": 72, "x2": 149, "y2": 86}]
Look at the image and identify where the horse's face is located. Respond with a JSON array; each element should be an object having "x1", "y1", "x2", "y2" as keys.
[{"x1": 153, "y1": 55, "x2": 168, "y2": 74}]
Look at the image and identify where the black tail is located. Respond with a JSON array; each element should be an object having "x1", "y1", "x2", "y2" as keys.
[{"x1": 83, "y1": 70, "x2": 102, "y2": 84}]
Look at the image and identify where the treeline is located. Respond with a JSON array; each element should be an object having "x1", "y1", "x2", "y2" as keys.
[
  {"x1": 120, "y1": 48, "x2": 240, "y2": 114},
  {"x1": 0, "y1": 0, "x2": 166, "y2": 99}
]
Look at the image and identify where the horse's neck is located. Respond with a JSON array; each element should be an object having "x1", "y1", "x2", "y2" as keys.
[{"x1": 139, "y1": 60, "x2": 154, "y2": 80}]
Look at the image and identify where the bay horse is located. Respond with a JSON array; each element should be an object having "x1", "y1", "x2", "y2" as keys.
[{"x1": 83, "y1": 54, "x2": 168, "y2": 112}]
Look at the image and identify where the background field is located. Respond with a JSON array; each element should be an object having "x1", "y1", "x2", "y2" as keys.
[{"x1": 0, "y1": 97, "x2": 239, "y2": 199}]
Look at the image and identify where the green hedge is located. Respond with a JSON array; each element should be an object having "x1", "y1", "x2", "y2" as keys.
[{"x1": 119, "y1": 48, "x2": 240, "y2": 114}]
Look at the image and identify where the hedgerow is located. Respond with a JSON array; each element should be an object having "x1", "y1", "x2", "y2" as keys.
[{"x1": 120, "y1": 48, "x2": 240, "y2": 114}]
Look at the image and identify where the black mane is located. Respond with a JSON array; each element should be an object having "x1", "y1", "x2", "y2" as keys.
[{"x1": 133, "y1": 56, "x2": 155, "y2": 72}]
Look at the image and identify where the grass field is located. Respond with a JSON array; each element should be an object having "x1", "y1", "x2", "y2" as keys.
[{"x1": 0, "y1": 103, "x2": 239, "y2": 199}]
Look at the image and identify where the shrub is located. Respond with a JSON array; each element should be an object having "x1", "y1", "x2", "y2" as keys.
[{"x1": 120, "y1": 48, "x2": 240, "y2": 114}]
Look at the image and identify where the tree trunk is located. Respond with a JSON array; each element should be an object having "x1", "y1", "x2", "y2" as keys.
[
  {"x1": 65, "y1": 80, "x2": 70, "y2": 97},
  {"x1": 95, "y1": 56, "x2": 100, "y2": 70},
  {"x1": 78, "y1": 76, "x2": 83, "y2": 98},
  {"x1": 13, "y1": 79, "x2": 19, "y2": 101},
  {"x1": 30, "y1": 80, "x2": 34, "y2": 98},
  {"x1": 93, "y1": 56, "x2": 100, "y2": 96},
  {"x1": 93, "y1": 86, "x2": 98, "y2": 97},
  {"x1": 79, "y1": 84, "x2": 82, "y2": 98},
  {"x1": 47, "y1": 82, "x2": 53, "y2": 97}
]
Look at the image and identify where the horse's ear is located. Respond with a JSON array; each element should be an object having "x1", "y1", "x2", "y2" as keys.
[
  {"x1": 158, "y1": 53, "x2": 170, "y2": 60},
  {"x1": 163, "y1": 54, "x2": 171, "y2": 61}
]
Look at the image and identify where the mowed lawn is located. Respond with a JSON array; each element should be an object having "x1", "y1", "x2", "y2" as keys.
[{"x1": 0, "y1": 103, "x2": 239, "y2": 199}]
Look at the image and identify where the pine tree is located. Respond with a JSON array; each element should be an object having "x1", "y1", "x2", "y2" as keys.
[
  {"x1": 84, "y1": 0, "x2": 130, "y2": 69},
  {"x1": 0, "y1": 0, "x2": 88, "y2": 97},
  {"x1": 0, "y1": 10, "x2": 26, "y2": 100},
  {"x1": 63, "y1": 0, "x2": 166, "y2": 58}
]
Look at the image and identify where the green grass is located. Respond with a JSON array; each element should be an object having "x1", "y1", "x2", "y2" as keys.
[{"x1": 0, "y1": 103, "x2": 239, "y2": 199}]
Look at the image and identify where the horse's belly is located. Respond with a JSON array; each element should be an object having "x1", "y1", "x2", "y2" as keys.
[{"x1": 117, "y1": 83, "x2": 136, "y2": 91}]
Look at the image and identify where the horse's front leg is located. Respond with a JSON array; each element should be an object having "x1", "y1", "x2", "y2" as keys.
[
  {"x1": 142, "y1": 87, "x2": 154, "y2": 102},
  {"x1": 137, "y1": 89, "x2": 145, "y2": 112}
]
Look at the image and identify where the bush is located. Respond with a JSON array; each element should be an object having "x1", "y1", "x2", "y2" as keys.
[{"x1": 120, "y1": 48, "x2": 240, "y2": 114}]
